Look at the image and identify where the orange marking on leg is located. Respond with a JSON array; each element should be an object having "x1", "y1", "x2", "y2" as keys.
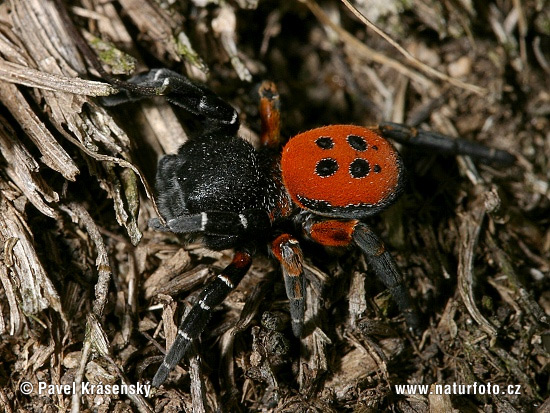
[
  {"x1": 272, "y1": 234, "x2": 303, "y2": 275},
  {"x1": 259, "y1": 81, "x2": 282, "y2": 147},
  {"x1": 233, "y1": 251, "x2": 253, "y2": 268},
  {"x1": 375, "y1": 243, "x2": 386, "y2": 256},
  {"x1": 271, "y1": 233, "x2": 292, "y2": 261},
  {"x1": 309, "y1": 220, "x2": 358, "y2": 247},
  {"x1": 293, "y1": 280, "x2": 303, "y2": 298}
]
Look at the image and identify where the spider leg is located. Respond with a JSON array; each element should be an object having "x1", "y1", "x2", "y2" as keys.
[
  {"x1": 271, "y1": 234, "x2": 305, "y2": 337},
  {"x1": 149, "y1": 209, "x2": 270, "y2": 235},
  {"x1": 378, "y1": 121, "x2": 515, "y2": 165},
  {"x1": 302, "y1": 216, "x2": 421, "y2": 333},
  {"x1": 352, "y1": 223, "x2": 420, "y2": 333},
  {"x1": 259, "y1": 81, "x2": 282, "y2": 148},
  {"x1": 152, "y1": 249, "x2": 253, "y2": 387},
  {"x1": 103, "y1": 69, "x2": 239, "y2": 134}
]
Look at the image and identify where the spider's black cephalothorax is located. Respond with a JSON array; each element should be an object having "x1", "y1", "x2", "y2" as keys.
[
  {"x1": 124, "y1": 70, "x2": 283, "y2": 253},
  {"x1": 153, "y1": 134, "x2": 272, "y2": 249},
  {"x1": 105, "y1": 69, "x2": 515, "y2": 388}
]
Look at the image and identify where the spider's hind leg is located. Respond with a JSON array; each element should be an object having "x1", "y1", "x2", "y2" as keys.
[
  {"x1": 302, "y1": 216, "x2": 421, "y2": 334},
  {"x1": 352, "y1": 222, "x2": 421, "y2": 334},
  {"x1": 152, "y1": 248, "x2": 253, "y2": 387},
  {"x1": 378, "y1": 121, "x2": 515, "y2": 165}
]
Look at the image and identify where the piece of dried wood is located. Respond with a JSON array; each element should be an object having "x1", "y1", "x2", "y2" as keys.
[
  {"x1": 0, "y1": 114, "x2": 59, "y2": 217},
  {"x1": 117, "y1": 0, "x2": 184, "y2": 64},
  {"x1": 0, "y1": 79, "x2": 80, "y2": 183},
  {"x1": 0, "y1": 59, "x2": 115, "y2": 96},
  {"x1": 0, "y1": 179, "x2": 63, "y2": 317},
  {"x1": 456, "y1": 199, "x2": 499, "y2": 337},
  {"x1": 4, "y1": 0, "x2": 145, "y2": 244}
]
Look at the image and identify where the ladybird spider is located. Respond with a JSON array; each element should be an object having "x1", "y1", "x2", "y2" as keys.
[{"x1": 106, "y1": 69, "x2": 514, "y2": 387}]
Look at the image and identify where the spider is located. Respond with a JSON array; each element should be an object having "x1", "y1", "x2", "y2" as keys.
[{"x1": 105, "y1": 69, "x2": 515, "y2": 387}]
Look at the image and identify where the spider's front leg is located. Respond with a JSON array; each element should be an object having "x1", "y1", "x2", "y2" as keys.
[
  {"x1": 103, "y1": 69, "x2": 239, "y2": 134},
  {"x1": 152, "y1": 248, "x2": 253, "y2": 387},
  {"x1": 302, "y1": 215, "x2": 421, "y2": 334},
  {"x1": 258, "y1": 83, "x2": 307, "y2": 336},
  {"x1": 149, "y1": 209, "x2": 269, "y2": 237}
]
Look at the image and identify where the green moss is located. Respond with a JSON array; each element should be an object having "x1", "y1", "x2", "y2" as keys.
[{"x1": 90, "y1": 37, "x2": 136, "y2": 75}]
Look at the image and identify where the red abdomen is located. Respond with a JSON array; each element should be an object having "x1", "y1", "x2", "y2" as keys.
[{"x1": 280, "y1": 125, "x2": 405, "y2": 218}]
